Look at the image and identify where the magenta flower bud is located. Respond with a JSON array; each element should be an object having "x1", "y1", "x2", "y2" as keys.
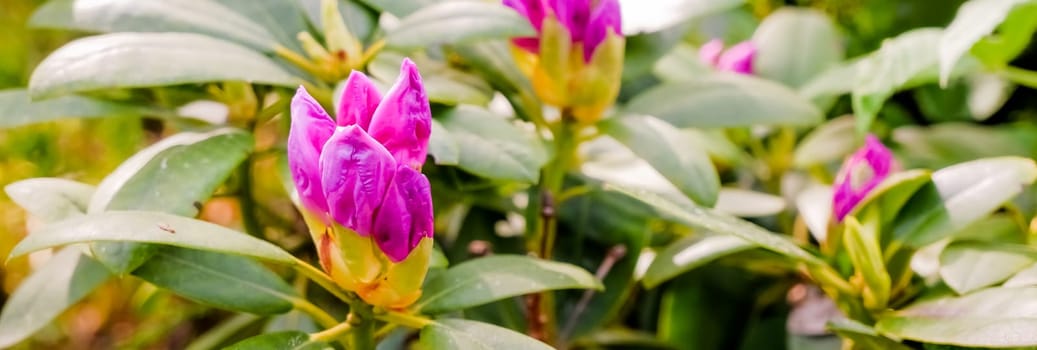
[
  {"x1": 504, "y1": 0, "x2": 622, "y2": 62},
  {"x1": 288, "y1": 58, "x2": 433, "y2": 263},
  {"x1": 699, "y1": 40, "x2": 756, "y2": 75},
  {"x1": 832, "y1": 135, "x2": 898, "y2": 222},
  {"x1": 287, "y1": 87, "x2": 336, "y2": 217}
]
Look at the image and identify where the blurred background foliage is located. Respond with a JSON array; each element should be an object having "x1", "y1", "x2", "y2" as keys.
[{"x1": 3, "y1": 0, "x2": 1037, "y2": 349}]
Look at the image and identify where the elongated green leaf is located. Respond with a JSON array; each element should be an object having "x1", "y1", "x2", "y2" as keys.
[
  {"x1": 0, "y1": 248, "x2": 111, "y2": 348},
  {"x1": 217, "y1": 0, "x2": 309, "y2": 51},
  {"x1": 452, "y1": 41, "x2": 542, "y2": 121},
  {"x1": 792, "y1": 116, "x2": 857, "y2": 168},
  {"x1": 436, "y1": 106, "x2": 548, "y2": 183},
  {"x1": 876, "y1": 286, "x2": 1037, "y2": 347},
  {"x1": 798, "y1": 60, "x2": 859, "y2": 101},
  {"x1": 30, "y1": 0, "x2": 279, "y2": 51},
  {"x1": 0, "y1": 89, "x2": 156, "y2": 129},
  {"x1": 642, "y1": 235, "x2": 754, "y2": 289},
  {"x1": 8, "y1": 211, "x2": 296, "y2": 264},
  {"x1": 600, "y1": 115, "x2": 719, "y2": 206},
  {"x1": 714, "y1": 188, "x2": 786, "y2": 218},
  {"x1": 940, "y1": 0, "x2": 1036, "y2": 84},
  {"x1": 29, "y1": 32, "x2": 300, "y2": 98},
  {"x1": 88, "y1": 128, "x2": 253, "y2": 274},
  {"x1": 386, "y1": 2, "x2": 534, "y2": 49},
  {"x1": 893, "y1": 157, "x2": 1037, "y2": 248},
  {"x1": 751, "y1": 8, "x2": 843, "y2": 88},
  {"x1": 416, "y1": 255, "x2": 602, "y2": 314},
  {"x1": 90, "y1": 128, "x2": 252, "y2": 215},
  {"x1": 607, "y1": 185, "x2": 824, "y2": 265},
  {"x1": 1005, "y1": 262, "x2": 1037, "y2": 288},
  {"x1": 4, "y1": 178, "x2": 93, "y2": 222},
  {"x1": 133, "y1": 247, "x2": 296, "y2": 314},
  {"x1": 428, "y1": 119, "x2": 459, "y2": 165},
  {"x1": 828, "y1": 319, "x2": 912, "y2": 350},
  {"x1": 625, "y1": 73, "x2": 822, "y2": 128},
  {"x1": 357, "y1": 0, "x2": 435, "y2": 18},
  {"x1": 893, "y1": 123, "x2": 1037, "y2": 169},
  {"x1": 419, "y1": 319, "x2": 553, "y2": 350},
  {"x1": 368, "y1": 51, "x2": 493, "y2": 106},
  {"x1": 852, "y1": 28, "x2": 970, "y2": 134},
  {"x1": 225, "y1": 331, "x2": 330, "y2": 350},
  {"x1": 843, "y1": 213, "x2": 890, "y2": 309},
  {"x1": 940, "y1": 241, "x2": 1036, "y2": 294}
]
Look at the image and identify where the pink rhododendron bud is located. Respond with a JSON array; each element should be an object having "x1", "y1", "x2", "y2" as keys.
[
  {"x1": 832, "y1": 135, "x2": 898, "y2": 222},
  {"x1": 287, "y1": 58, "x2": 434, "y2": 308},
  {"x1": 699, "y1": 40, "x2": 756, "y2": 75},
  {"x1": 505, "y1": 0, "x2": 624, "y2": 123}
]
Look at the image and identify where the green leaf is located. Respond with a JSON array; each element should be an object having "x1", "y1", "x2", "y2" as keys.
[
  {"x1": 428, "y1": 119, "x2": 460, "y2": 165},
  {"x1": 224, "y1": 331, "x2": 330, "y2": 350},
  {"x1": 386, "y1": 2, "x2": 534, "y2": 49},
  {"x1": 8, "y1": 211, "x2": 296, "y2": 264},
  {"x1": 625, "y1": 74, "x2": 823, "y2": 128},
  {"x1": 436, "y1": 105, "x2": 548, "y2": 183},
  {"x1": 751, "y1": 8, "x2": 843, "y2": 88},
  {"x1": 418, "y1": 318, "x2": 553, "y2": 350},
  {"x1": 133, "y1": 246, "x2": 296, "y2": 314},
  {"x1": 893, "y1": 157, "x2": 1037, "y2": 248},
  {"x1": 793, "y1": 116, "x2": 857, "y2": 168},
  {"x1": 90, "y1": 128, "x2": 252, "y2": 216},
  {"x1": 893, "y1": 122, "x2": 1037, "y2": 169},
  {"x1": 714, "y1": 188, "x2": 787, "y2": 218},
  {"x1": 828, "y1": 319, "x2": 912, "y2": 350},
  {"x1": 368, "y1": 51, "x2": 493, "y2": 106},
  {"x1": 451, "y1": 41, "x2": 542, "y2": 122},
  {"x1": 843, "y1": 212, "x2": 891, "y2": 309},
  {"x1": 851, "y1": 170, "x2": 933, "y2": 227},
  {"x1": 29, "y1": 32, "x2": 300, "y2": 98},
  {"x1": 222, "y1": 0, "x2": 310, "y2": 51},
  {"x1": 939, "y1": 0, "x2": 1036, "y2": 84},
  {"x1": 939, "y1": 241, "x2": 1036, "y2": 294},
  {"x1": 88, "y1": 128, "x2": 254, "y2": 274},
  {"x1": 29, "y1": 0, "x2": 280, "y2": 51},
  {"x1": 642, "y1": 235, "x2": 755, "y2": 289},
  {"x1": 799, "y1": 60, "x2": 860, "y2": 101},
  {"x1": 875, "y1": 286, "x2": 1037, "y2": 347},
  {"x1": 4, "y1": 178, "x2": 94, "y2": 222},
  {"x1": 1005, "y1": 262, "x2": 1037, "y2": 288},
  {"x1": 356, "y1": 0, "x2": 433, "y2": 18},
  {"x1": 971, "y1": 2, "x2": 1037, "y2": 70},
  {"x1": 600, "y1": 115, "x2": 720, "y2": 206},
  {"x1": 607, "y1": 185, "x2": 824, "y2": 266},
  {"x1": 0, "y1": 248, "x2": 111, "y2": 348},
  {"x1": 851, "y1": 28, "x2": 978, "y2": 134},
  {"x1": 416, "y1": 255, "x2": 602, "y2": 314},
  {"x1": 0, "y1": 89, "x2": 158, "y2": 129}
]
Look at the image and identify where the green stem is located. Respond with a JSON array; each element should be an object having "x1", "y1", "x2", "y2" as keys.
[
  {"x1": 349, "y1": 303, "x2": 376, "y2": 350},
  {"x1": 291, "y1": 297, "x2": 339, "y2": 329},
  {"x1": 1001, "y1": 65, "x2": 1037, "y2": 88},
  {"x1": 292, "y1": 257, "x2": 356, "y2": 303},
  {"x1": 375, "y1": 310, "x2": 433, "y2": 329},
  {"x1": 310, "y1": 319, "x2": 354, "y2": 343},
  {"x1": 525, "y1": 111, "x2": 582, "y2": 345}
]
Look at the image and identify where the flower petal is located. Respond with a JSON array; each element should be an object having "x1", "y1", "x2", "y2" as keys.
[
  {"x1": 320, "y1": 125, "x2": 397, "y2": 235},
  {"x1": 372, "y1": 165, "x2": 433, "y2": 262},
  {"x1": 336, "y1": 71, "x2": 383, "y2": 129},
  {"x1": 504, "y1": 0, "x2": 546, "y2": 31},
  {"x1": 581, "y1": 0, "x2": 621, "y2": 61},
  {"x1": 716, "y1": 41, "x2": 756, "y2": 75},
  {"x1": 698, "y1": 39, "x2": 725, "y2": 67},
  {"x1": 367, "y1": 58, "x2": 432, "y2": 170},
  {"x1": 288, "y1": 86, "x2": 336, "y2": 215},
  {"x1": 833, "y1": 135, "x2": 898, "y2": 221}
]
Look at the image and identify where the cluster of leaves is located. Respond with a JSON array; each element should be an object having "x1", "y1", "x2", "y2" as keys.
[{"x1": 3, "y1": 0, "x2": 1037, "y2": 349}]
